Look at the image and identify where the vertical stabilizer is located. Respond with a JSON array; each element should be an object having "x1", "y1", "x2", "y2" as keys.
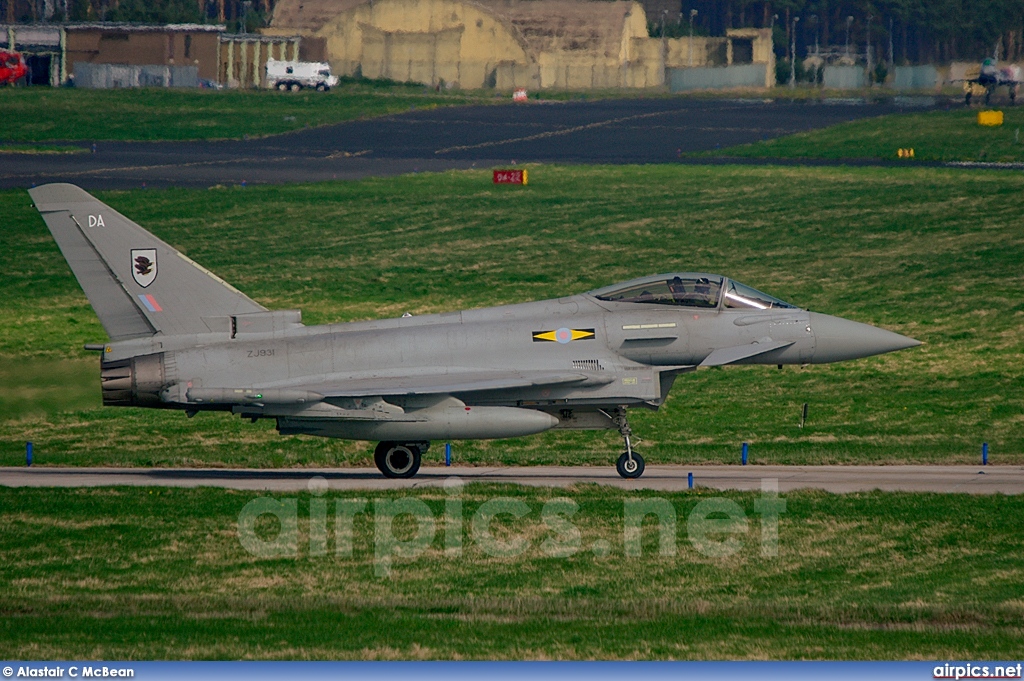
[{"x1": 30, "y1": 183, "x2": 267, "y2": 340}]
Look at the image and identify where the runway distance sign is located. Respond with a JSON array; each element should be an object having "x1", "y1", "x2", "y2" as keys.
[{"x1": 493, "y1": 169, "x2": 528, "y2": 185}]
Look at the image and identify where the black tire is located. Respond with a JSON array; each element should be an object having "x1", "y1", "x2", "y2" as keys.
[
  {"x1": 616, "y1": 451, "x2": 645, "y2": 479},
  {"x1": 276, "y1": 82, "x2": 288, "y2": 91},
  {"x1": 290, "y1": 82, "x2": 301, "y2": 92},
  {"x1": 374, "y1": 442, "x2": 422, "y2": 478},
  {"x1": 316, "y1": 83, "x2": 327, "y2": 92},
  {"x1": 965, "y1": 92, "x2": 972, "y2": 106}
]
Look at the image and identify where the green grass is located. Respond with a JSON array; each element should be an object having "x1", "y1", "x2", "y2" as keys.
[
  {"x1": 2, "y1": 164, "x2": 1023, "y2": 467},
  {"x1": 708, "y1": 106, "x2": 1024, "y2": 162},
  {"x1": 1, "y1": 485, "x2": 1022, "y2": 659},
  {"x1": 0, "y1": 86, "x2": 488, "y2": 142},
  {"x1": 2, "y1": 164, "x2": 1022, "y2": 661},
  {"x1": 0, "y1": 144, "x2": 87, "y2": 154}
]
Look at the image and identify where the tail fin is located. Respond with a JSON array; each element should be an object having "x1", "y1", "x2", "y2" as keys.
[{"x1": 30, "y1": 183, "x2": 266, "y2": 341}]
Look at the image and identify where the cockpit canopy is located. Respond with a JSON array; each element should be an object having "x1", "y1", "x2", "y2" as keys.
[{"x1": 589, "y1": 273, "x2": 797, "y2": 310}]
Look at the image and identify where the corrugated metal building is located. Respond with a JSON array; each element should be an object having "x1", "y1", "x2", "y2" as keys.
[
  {"x1": 3, "y1": 22, "x2": 301, "y2": 88},
  {"x1": 66, "y1": 23, "x2": 223, "y2": 82}
]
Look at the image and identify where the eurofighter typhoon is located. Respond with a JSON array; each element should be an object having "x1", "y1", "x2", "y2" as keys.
[{"x1": 30, "y1": 184, "x2": 921, "y2": 479}]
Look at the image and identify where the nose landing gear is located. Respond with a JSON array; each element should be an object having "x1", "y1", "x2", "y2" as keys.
[{"x1": 607, "y1": 406, "x2": 645, "y2": 479}]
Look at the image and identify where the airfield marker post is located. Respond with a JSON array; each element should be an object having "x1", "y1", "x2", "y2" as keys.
[
  {"x1": 445, "y1": 442, "x2": 451, "y2": 466},
  {"x1": 742, "y1": 442, "x2": 749, "y2": 465},
  {"x1": 26, "y1": 441, "x2": 32, "y2": 466},
  {"x1": 688, "y1": 472, "x2": 693, "y2": 489},
  {"x1": 983, "y1": 442, "x2": 988, "y2": 465}
]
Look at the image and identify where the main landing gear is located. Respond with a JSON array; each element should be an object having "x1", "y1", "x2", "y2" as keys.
[
  {"x1": 608, "y1": 406, "x2": 645, "y2": 479},
  {"x1": 374, "y1": 441, "x2": 428, "y2": 478},
  {"x1": 964, "y1": 89, "x2": 996, "y2": 106},
  {"x1": 372, "y1": 410, "x2": 648, "y2": 480}
]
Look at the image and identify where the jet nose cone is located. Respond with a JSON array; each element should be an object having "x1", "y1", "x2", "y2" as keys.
[{"x1": 809, "y1": 312, "x2": 921, "y2": 363}]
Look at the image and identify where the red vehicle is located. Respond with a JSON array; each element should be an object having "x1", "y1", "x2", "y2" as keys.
[{"x1": 0, "y1": 50, "x2": 28, "y2": 86}]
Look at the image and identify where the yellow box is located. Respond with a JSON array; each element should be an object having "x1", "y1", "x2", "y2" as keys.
[{"x1": 978, "y1": 110, "x2": 1004, "y2": 126}]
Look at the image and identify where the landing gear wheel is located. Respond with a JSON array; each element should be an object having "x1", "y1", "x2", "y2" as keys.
[
  {"x1": 374, "y1": 441, "x2": 422, "y2": 478},
  {"x1": 616, "y1": 451, "x2": 645, "y2": 479}
]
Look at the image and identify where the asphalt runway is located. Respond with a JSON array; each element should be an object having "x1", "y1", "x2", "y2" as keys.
[
  {"x1": 3, "y1": 465, "x2": 1021, "y2": 494},
  {"x1": 1, "y1": 98, "x2": 936, "y2": 190}
]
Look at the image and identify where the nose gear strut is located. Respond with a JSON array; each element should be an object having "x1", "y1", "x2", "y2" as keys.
[{"x1": 603, "y1": 406, "x2": 645, "y2": 479}]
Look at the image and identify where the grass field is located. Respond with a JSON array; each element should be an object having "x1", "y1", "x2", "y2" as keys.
[
  {"x1": 1, "y1": 164, "x2": 1022, "y2": 467},
  {"x1": 0, "y1": 144, "x2": 87, "y2": 154},
  {"x1": 0, "y1": 85, "x2": 484, "y2": 142},
  {"x1": 1, "y1": 485, "x2": 1022, "y2": 659},
  {"x1": 711, "y1": 106, "x2": 1024, "y2": 163}
]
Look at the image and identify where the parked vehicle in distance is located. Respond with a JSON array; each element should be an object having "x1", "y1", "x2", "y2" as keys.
[
  {"x1": 0, "y1": 50, "x2": 27, "y2": 86},
  {"x1": 266, "y1": 58, "x2": 338, "y2": 91}
]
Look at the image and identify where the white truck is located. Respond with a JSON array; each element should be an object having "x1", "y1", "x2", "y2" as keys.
[{"x1": 266, "y1": 58, "x2": 339, "y2": 91}]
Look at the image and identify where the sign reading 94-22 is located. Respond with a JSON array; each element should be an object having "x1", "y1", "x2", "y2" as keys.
[{"x1": 493, "y1": 169, "x2": 528, "y2": 185}]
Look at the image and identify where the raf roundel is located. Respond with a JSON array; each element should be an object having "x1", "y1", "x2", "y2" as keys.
[{"x1": 531, "y1": 328, "x2": 597, "y2": 343}]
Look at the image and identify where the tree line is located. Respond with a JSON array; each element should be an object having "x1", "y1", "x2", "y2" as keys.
[
  {"x1": 679, "y1": 0, "x2": 1024, "y2": 64},
  {"x1": 4, "y1": 0, "x2": 272, "y2": 32}
]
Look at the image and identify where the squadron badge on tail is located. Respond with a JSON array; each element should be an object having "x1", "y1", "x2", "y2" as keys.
[{"x1": 131, "y1": 249, "x2": 157, "y2": 288}]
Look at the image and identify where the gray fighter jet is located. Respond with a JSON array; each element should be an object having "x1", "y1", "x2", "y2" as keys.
[
  {"x1": 30, "y1": 183, "x2": 921, "y2": 479},
  {"x1": 959, "y1": 58, "x2": 1022, "y2": 105}
]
